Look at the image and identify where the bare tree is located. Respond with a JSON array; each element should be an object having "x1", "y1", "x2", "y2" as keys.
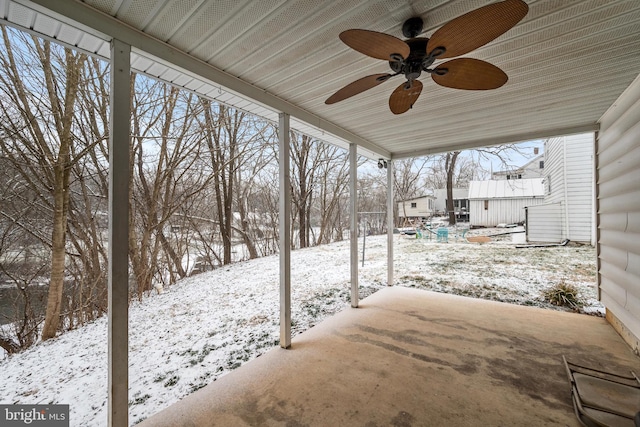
[
  {"x1": 419, "y1": 144, "x2": 537, "y2": 224},
  {"x1": 290, "y1": 133, "x2": 322, "y2": 248},
  {"x1": 232, "y1": 126, "x2": 275, "y2": 259},
  {"x1": 128, "y1": 77, "x2": 216, "y2": 297},
  {"x1": 444, "y1": 151, "x2": 461, "y2": 225},
  {"x1": 315, "y1": 148, "x2": 350, "y2": 244},
  {"x1": 199, "y1": 101, "x2": 269, "y2": 264},
  {"x1": 392, "y1": 158, "x2": 430, "y2": 226},
  {"x1": 63, "y1": 56, "x2": 111, "y2": 327},
  {"x1": 0, "y1": 28, "x2": 89, "y2": 340},
  {"x1": 0, "y1": 159, "x2": 47, "y2": 353}
]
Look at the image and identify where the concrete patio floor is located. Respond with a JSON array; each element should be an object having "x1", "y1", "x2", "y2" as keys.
[{"x1": 140, "y1": 287, "x2": 640, "y2": 426}]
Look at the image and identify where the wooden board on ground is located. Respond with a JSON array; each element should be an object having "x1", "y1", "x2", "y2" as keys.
[{"x1": 467, "y1": 236, "x2": 491, "y2": 243}]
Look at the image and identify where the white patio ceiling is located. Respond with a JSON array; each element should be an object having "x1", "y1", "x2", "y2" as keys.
[{"x1": 6, "y1": 0, "x2": 640, "y2": 159}]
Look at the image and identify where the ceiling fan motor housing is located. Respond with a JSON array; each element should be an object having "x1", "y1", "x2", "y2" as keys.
[{"x1": 389, "y1": 37, "x2": 430, "y2": 82}]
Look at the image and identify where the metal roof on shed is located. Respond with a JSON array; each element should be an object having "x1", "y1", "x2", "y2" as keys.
[{"x1": 468, "y1": 178, "x2": 544, "y2": 199}]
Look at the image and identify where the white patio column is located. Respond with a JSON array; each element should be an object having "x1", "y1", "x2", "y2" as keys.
[
  {"x1": 108, "y1": 38, "x2": 130, "y2": 427},
  {"x1": 349, "y1": 143, "x2": 359, "y2": 307},
  {"x1": 387, "y1": 159, "x2": 394, "y2": 286},
  {"x1": 279, "y1": 113, "x2": 292, "y2": 348}
]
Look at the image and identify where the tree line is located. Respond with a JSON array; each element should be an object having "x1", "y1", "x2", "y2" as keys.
[
  {"x1": 0, "y1": 28, "x2": 371, "y2": 353},
  {"x1": 0, "y1": 27, "x2": 529, "y2": 354}
]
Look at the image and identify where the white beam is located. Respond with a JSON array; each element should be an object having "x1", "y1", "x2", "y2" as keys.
[
  {"x1": 387, "y1": 160, "x2": 394, "y2": 286},
  {"x1": 22, "y1": 0, "x2": 390, "y2": 159},
  {"x1": 108, "y1": 38, "x2": 130, "y2": 427},
  {"x1": 390, "y1": 124, "x2": 600, "y2": 159},
  {"x1": 279, "y1": 113, "x2": 291, "y2": 349},
  {"x1": 349, "y1": 143, "x2": 358, "y2": 308}
]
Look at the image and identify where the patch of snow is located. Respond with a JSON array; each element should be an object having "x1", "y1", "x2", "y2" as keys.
[{"x1": 0, "y1": 233, "x2": 601, "y2": 425}]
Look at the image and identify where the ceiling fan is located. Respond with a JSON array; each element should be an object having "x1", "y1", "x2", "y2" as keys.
[{"x1": 325, "y1": 0, "x2": 528, "y2": 114}]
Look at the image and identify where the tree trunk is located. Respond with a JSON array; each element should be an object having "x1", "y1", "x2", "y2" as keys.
[
  {"x1": 298, "y1": 172, "x2": 308, "y2": 248},
  {"x1": 41, "y1": 48, "x2": 85, "y2": 340},
  {"x1": 445, "y1": 151, "x2": 460, "y2": 226}
]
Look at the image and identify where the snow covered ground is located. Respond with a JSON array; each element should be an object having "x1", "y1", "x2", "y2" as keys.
[{"x1": 0, "y1": 229, "x2": 600, "y2": 426}]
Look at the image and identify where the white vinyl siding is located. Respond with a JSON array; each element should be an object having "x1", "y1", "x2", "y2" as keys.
[
  {"x1": 468, "y1": 179, "x2": 545, "y2": 227},
  {"x1": 432, "y1": 188, "x2": 469, "y2": 214},
  {"x1": 597, "y1": 74, "x2": 640, "y2": 351},
  {"x1": 492, "y1": 154, "x2": 545, "y2": 180},
  {"x1": 470, "y1": 197, "x2": 544, "y2": 227},
  {"x1": 397, "y1": 196, "x2": 435, "y2": 219},
  {"x1": 535, "y1": 133, "x2": 595, "y2": 244},
  {"x1": 526, "y1": 203, "x2": 563, "y2": 243}
]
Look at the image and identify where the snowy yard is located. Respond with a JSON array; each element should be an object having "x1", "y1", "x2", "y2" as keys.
[{"x1": 0, "y1": 230, "x2": 599, "y2": 426}]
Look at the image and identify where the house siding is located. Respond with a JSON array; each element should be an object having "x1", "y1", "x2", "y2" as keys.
[
  {"x1": 526, "y1": 203, "x2": 563, "y2": 242},
  {"x1": 597, "y1": 74, "x2": 640, "y2": 352},
  {"x1": 533, "y1": 133, "x2": 595, "y2": 244},
  {"x1": 397, "y1": 197, "x2": 434, "y2": 219},
  {"x1": 492, "y1": 153, "x2": 545, "y2": 180},
  {"x1": 468, "y1": 179, "x2": 545, "y2": 227},
  {"x1": 432, "y1": 188, "x2": 469, "y2": 214},
  {"x1": 566, "y1": 134, "x2": 595, "y2": 243},
  {"x1": 470, "y1": 197, "x2": 544, "y2": 227}
]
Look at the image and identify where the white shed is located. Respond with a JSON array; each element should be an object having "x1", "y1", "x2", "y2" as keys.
[
  {"x1": 397, "y1": 195, "x2": 435, "y2": 221},
  {"x1": 468, "y1": 179, "x2": 545, "y2": 227},
  {"x1": 526, "y1": 133, "x2": 595, "y2": 244}
]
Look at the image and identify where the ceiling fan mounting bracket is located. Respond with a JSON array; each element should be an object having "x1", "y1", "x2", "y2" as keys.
[{"x1": 402, "y1": 17, "x2": 423, "y2": 38}]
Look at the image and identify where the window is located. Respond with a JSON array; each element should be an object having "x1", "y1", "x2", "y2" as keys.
[
  {"x1": 410, "y1": 202, "x2": 417, "y2": 208},
  {"x1": 484, "y1": 200, "x2": 489, "y2": 210},
  {"x1": 539, "y1": 160, "x2": 545, "y2": 169}
]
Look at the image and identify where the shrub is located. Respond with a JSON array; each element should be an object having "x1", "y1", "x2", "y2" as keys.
[{"x1": 543, "y1": 281, "x2": 582, "y2": 310}]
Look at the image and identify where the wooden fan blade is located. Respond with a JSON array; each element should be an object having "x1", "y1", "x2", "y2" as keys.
[
  {"x1": 340, "y1": 29, "x2": 410, "y2": 61},
  {"x1": 432, "y1": 58, "x2": 507, "y2": 90},
  {"x1": 426, "y1": 0, "x2": 528, "y2": 59},
  {"x1": 389, "y1": 80, "x2": 423, "y2": 115},
  {"x1": 325, "y1": 74, "x2": 391, "y2": 104}
]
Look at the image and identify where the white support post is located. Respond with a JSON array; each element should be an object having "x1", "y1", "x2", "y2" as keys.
[
  {"x1": 387, "y1": 160, "x2": 394, "y2": 286},
  {"x1": 349, "y1": 144, "x2": 359, "y2": 307},
  {"x1": 108, "y1": 38, "x2": 130, "y2": 427},
  {"x1": 279, "y1": 113, "x2": 292, "y2": 349}
]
